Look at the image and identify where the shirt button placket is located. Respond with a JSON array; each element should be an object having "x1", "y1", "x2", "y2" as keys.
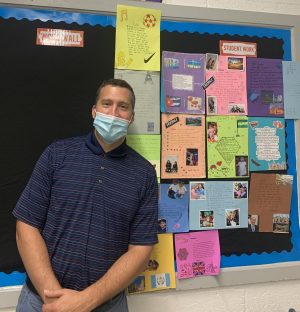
[{"x1": 98, "y1": 162, "x2": 105, "y2": 184}]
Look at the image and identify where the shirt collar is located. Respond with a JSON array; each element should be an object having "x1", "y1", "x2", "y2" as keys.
[{"x1": 85, "y1": 131, "x2": 128, "y2": 158}]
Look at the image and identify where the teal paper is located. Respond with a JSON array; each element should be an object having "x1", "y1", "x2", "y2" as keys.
[{"x1": 248, "y1": 117, "x2": 286, "y2": 171}]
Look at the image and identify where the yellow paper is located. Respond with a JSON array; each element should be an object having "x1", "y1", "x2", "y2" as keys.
[
  {"x1": 115, "y1": 5, "x2": 161, "y2": 71},
  {"x1": 127, "y1": 234, "x2": 176, "y2": 293}
]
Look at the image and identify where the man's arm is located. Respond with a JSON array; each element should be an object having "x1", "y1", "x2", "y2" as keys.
[
  {"x1": 43, "y1": 244, "x2": 153, "y2": 312},
  {"x1": 16, "y1": 220, "x2": 61, "y2": 302}
]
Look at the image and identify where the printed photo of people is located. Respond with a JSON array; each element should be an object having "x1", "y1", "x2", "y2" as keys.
[
  {"x1": 190, "y1": 182, "x2": 206, "y2": 200},
  {"x1": 235, "y1": 156, "x2": 248, "y2": 177},
  {"x1": 157, "y1": 218, "x2": 167, "y2": 233},
  {"x1": 207, "y1": 122, "x2": 218, "y2": 142},
  {"x1": 200, "y1": 210, "x2": 214, "y2": 228},
  {"x1": 128, "y1": 276, "x2": 145, "y2": 294},
  {"x1": 273, "y1": 213, "x2": 290, "y2": 233},
  {"x1": 261, "y1": 90, "x2": 274, "y2": 104},
  {"x1": 186, "y1": 116, "x2": 202, "y2": 126},
  {"x1": 269, "y1": 102, "x2": 284, "y2": 115},
  {"x1": 225, "y1": 209, "x2": 240, "y2": 227},
  {"x1": 186, "y1": 149, "x2": 198, "y2": 166},
  {"x1": 228, "y1": 57, "x2": 244, "y2": 70},
  {"x1": 165, "y1": 156, "x2": 178, "y2": 173},
  {"x1": 207, "y1": 96, "x2": 217, "y2": 114},
  {"x1": 233, "y1": 182, "x2": 248, "y2": 199},
  {"x1": 228, "y1": 104, "x2": 245, "y2": 113},
  {"x1": 206, "y1": 53, "x2": 218, "y2": 71},
  {"x1": 248, "y1": 214, "x2": 259, "y2": 232},
  {"x1": 146, "y1": 259, "x2": 159, "y2": 271},
  {"x1": 167, "y1": 180, "x2": 187, "y2": 199}
]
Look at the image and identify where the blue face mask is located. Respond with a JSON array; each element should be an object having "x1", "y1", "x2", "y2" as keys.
[{"x1": 93, "y1": 112, "x2": 131, "y2": 144}]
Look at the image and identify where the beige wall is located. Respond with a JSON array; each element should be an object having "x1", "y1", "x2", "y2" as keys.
[{"x1": 163, "y1": 0, "x2": 300, "y2": 15}]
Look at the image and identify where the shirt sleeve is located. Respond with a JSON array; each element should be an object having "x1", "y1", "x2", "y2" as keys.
[
  {"x1": 129, "y1": 166, "x2": 158, "y2": 246},
  {"x1": 12, "y1": 144, "x2": 56, "y2": 230}
]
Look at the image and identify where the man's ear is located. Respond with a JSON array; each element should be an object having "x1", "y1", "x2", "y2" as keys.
[
  {"x1": 130, "y1": 112, "x2": 135, "y2": 124},
  {"x1": 91, "y1": 105, "x2": 96, "y2": 119}
]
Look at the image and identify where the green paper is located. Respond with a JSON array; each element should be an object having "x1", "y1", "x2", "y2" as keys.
[
  {"x1": 207, "y1": 116, "x2": 248, "y2": 178},
  {"x1": 127, "y1": 134, "x2": 161, "y2": 178}
]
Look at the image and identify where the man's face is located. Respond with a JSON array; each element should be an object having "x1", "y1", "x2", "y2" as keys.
[
  {"x1": 92, "y1": 85, "x2": 134, "y2": 122},
  {"x1": 250, "y1": 216, "x2": 256, "y2": 225}
]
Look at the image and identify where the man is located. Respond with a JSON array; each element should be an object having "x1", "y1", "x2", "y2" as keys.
[
  {"x1": 248, "y1": 215, "x2": 259, "y2": 232},
  {"x1": 13, "y1": 79, "x2": 158, "y2": 312}
]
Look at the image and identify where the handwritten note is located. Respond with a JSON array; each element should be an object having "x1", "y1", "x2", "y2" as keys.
[
  {"x1": 205, "y1": 55, "x2": 247, "y2": 115},
  {"x1": 128, "y1": 234, "x2": 176, "y2": 293},
  {"x1": 283, "y1": 61, "x2": 300, "y2": 119},
  {"x1": 115, "y1": 70, "x2": 160, "y2": 134},
  {"x1": 161, "y1": 113, "x2": 206, "y2": 179},
  {"x1": 126, "y1": 134, "x2": 161, "y2": 178},
  {"x1": 115, "y1": 5, "x2": 161, "y2": 71},
  {"x1": 206, "y1": 116, "x2": 248, "y2": 178},
  {"x1": 175, "y1": 231, "x2": 220, "y2": 279},
  {"x1": 249, "y1": 173, "x2": 293, "y2": 233},
  {"x1": 161, "y1": 51, "x2": 205, "y2": 114},
  {"x1": 189, "y1": 181, "x2": 248, "y2": 230},
  {"x1": 248, "y1": 117, "x2": 286, "y2": 171},
  {"x1": 247, "y1": 58, "x2": 284, "y2": 117},
  {"x1": 159, "y1": 182, "x2": 189, "y2": 233}
]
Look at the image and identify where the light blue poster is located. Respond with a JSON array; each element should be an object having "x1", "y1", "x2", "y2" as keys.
[
  {"x1": 283, "y1": 61, "x2": 300, "y2": 119},
  {"x1": 158, "y1": 182, "x2": 189, "y2": 233},
  {"x1": 189, "y1": 181, "x2": 248, "y2": 230},
  {"x1": 248, "y1": 117, "x2": 286, "y2": 171}
]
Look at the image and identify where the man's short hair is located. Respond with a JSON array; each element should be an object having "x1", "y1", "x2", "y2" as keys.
[{"x1": 95, "y1": 78, "x2": 136, "y2": 109}]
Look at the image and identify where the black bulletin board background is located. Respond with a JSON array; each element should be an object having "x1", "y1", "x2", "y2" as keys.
[{"x1": 0, "y1": 15, "x2": 291, "y2": 273}]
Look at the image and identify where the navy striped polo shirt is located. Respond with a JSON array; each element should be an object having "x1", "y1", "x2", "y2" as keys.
[{"x1": 13, "y1": 131, "x2": 158, "y2": 291}]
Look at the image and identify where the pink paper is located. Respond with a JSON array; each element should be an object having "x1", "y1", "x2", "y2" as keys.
[
  {"x1": 206, "y1": 55, "x2": 247, "y2": 115},
  {"x1": 175, "y1": 231, "x2": 220, "y2": 279}
]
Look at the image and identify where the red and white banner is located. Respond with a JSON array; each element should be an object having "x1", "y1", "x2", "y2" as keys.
[
  {"x1": 36, "y1": 28, "x2": 84, "y2": 47},
  {"x1": 220, "y1": 40, "x2": 257, "y2": 57}
]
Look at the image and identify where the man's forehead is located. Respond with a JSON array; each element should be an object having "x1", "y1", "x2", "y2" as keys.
[{"x1": 98, "y1": 86, "x2": 133, "y2": 105}]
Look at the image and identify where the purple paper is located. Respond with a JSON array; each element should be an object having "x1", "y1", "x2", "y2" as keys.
[
  {"x1": 162, "y1": 51, "x2": 205, "y2": 114},
  {"x1": 247, "y1": 58, "x2": 284, "y2": 117}
]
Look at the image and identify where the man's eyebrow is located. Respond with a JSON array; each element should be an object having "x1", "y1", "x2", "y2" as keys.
[{"x1": 99, "y1": 98, "x2": 112, "y2": 102}]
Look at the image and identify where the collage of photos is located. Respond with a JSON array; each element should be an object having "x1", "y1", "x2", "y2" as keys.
[
  {"x1": 158, "y1": 42, "x2": 293, "y2": 286},
  {"x1": 189, "y1": 181, "x2": 248, "y2": 231}
]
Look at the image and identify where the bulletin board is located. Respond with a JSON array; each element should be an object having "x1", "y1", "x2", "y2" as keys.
[{"x1": 1, "y1": 0, "x2": 300, "y2": 289}]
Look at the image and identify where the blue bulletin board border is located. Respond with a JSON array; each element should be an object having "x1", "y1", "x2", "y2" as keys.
[{"x1": 0, "y1": 6, "x2": 297, "y2": 287}]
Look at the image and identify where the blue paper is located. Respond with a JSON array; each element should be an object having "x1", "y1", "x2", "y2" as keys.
[
  {"x1": 158, "y1": 182, "x2": 189, "y2": 233},
  {"x1": 283, "y1": 61, "x2": 300, "y2": 119},
  {"x1": 189, "y1": 181, "x2": 248, "y2": 230}
]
